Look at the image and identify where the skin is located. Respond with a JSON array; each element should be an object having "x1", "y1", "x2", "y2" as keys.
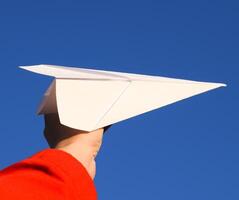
[{"x1": 44, "y1": 113, "x2": 104, "y2": 179}]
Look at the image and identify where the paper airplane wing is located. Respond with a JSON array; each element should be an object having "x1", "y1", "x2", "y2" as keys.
[{"x1": 20, "y1": 65, "x2": 226, "y2": 131}]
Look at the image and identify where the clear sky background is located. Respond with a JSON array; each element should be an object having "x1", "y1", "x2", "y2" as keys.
[{"x1": 0, "y1": 0, "x2": 238, "y2": 199}]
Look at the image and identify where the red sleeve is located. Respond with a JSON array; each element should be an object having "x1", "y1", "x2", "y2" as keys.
[{"x1": 0, "y1": 149, "x2": 97, "y2": 200}]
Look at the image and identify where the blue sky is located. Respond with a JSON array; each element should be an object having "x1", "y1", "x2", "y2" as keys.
[{"x1": 0, "y1": 0, "x2": 238, "y2": 199}]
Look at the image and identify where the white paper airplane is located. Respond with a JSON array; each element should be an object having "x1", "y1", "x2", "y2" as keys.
[{"x1": 20, "y1": 64, "x2": 226, "y2": 131}]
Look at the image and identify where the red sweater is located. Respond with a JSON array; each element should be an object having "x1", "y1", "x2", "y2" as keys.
[{"x1": 0, "y1": 149, "x2": 97, "y2": 200}]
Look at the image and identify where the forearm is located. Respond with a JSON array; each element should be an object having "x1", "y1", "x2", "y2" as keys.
[{"x1": 0, "y1": 149, "x2": 97, "y2": 200}]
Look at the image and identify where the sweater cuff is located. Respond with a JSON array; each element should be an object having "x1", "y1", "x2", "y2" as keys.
[{"x1": 32, "y1": 149, "x2": 97, "y2": 198}]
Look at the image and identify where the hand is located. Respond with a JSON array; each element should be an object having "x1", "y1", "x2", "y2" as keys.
[{"x1": 44, "y1": 113, "x2": 104, "y2": 179}]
